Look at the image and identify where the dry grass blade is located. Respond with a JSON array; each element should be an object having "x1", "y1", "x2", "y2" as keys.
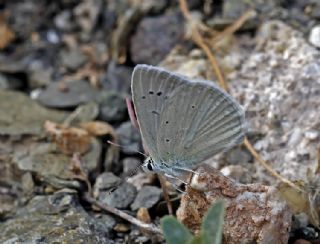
[
  {"x1": 84, "y1": 194, "x2": 163, "y2": 235},
  {"x1": 179, "y1": 0, "x2": 228, "y2": 92},
  {"x1": 178, "y1": 0, "x2": 297, "y2": 189},
  {"x1": 71, "y1": 153, "x2": 92, "y2": 196},
  {"x1": 44, "y1": 120, "x2": 91, "y2": 155},
  {"x1": 210, "y1": 10, "x2": 256, "y2": 45},
  {"x1": 244, "y1": 138, "x2": 302, "y2": 191},
  {"x1": 158, "y1": 175, "x2": 173, "y2": 215},
  {"x1": 316, "y1": 146, "x2": 320, "y2": 175},
  {"x1": 80, "y1": 121, "x2": 117, "y2": 138}
]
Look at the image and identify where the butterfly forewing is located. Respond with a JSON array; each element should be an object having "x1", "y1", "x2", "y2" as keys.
[{"x1": 131, "y1": 64, "x2": 184, "y2": 161}]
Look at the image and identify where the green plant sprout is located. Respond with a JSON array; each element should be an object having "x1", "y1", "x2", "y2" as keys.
[{"x1": 161, "y1": 200, "x2": 225, "y2": 244}]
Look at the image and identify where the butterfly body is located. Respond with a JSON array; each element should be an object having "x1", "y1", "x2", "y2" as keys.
[{"x1": 131, "y1": 64, "x2": 246, "y2": 179}]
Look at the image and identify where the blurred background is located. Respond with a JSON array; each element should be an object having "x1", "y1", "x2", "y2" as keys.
[{"x1": 0, "y1": 0, "x2": 320, "y2": 243}]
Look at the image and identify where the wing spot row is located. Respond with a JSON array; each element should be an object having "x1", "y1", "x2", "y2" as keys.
[
  {"x1": 166, "y1": 139, "x2": 170, "y2": 142},
  {"x1": 165, "y1": 121, "x2": 169, "y2": 124},
  {"x1": 149, "y1": 91, "x2": 154, "y2": 94},
  {"x1": 157, "y1": 91, "x2": 162, "y2": 96},
  {"x1": 152, "y1": 111, "x2": 159, "y2": 115}
]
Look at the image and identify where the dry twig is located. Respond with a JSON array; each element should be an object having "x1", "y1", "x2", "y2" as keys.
[
  {"x1": 158, "y1": 175, "x2": 173, "y2": 215},
  {"x1": 210, "y1": 10, "x2": 256, "y2": 45},
  {"x1": 84, "y1": 194, "x2": 163, "y2": 235}
]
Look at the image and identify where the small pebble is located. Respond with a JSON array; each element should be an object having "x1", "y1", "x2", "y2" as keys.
[{"x1": 309, "y1": 25, "x2": 320, "y2": 48}]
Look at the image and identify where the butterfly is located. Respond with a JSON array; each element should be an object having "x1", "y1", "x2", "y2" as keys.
[{"x1": 131, "y1": 64, "x2": 246, "y2": 183}]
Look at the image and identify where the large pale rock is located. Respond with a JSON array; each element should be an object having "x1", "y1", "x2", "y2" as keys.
[{"x1": 177, "y1": 164, "x2": 292, "y2": 243}]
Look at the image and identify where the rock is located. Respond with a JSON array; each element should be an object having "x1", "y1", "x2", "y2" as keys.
[
  {"x1": 224, "y1": 147, "x2": 253, "y2": 165},
  {"x1": 131, "y1": 186, "x2": 162, "y2": 211},
  {"x1": 309, "y1": 25, "x2": 320, "y2": 48},
  {"x1": 139, "y1": 0, "x2": 167, "y2": 14},
  {"x1": 304, "y1": 130, "x2": 319, "y2": 141},
  {"x1": 74, "y1": 0, "x2": 101, "y2": 34},
  {"x1": 100, "y1": 182, "x2": 137, "y2": 209},
  {"x1": 160, "y1": 47, "x2": 213, "y2": 80},
  {"x1": 0, "y1": 73, "x2": 25, "y2": 90},
  {"x1": 98, "y1": 91, "x2": 127, "y2": 123},
  {"x1": 0, "y1": 90, "x2": 67, "y2": 136},
  {"x1": 177, "y1": 164, "x2": 292, "y2": 243},
  {"x1": 67, "y1": 102, "x2": 100, "y2": 126},
  {"x1": 93, "y1": 213, "x2": 117, "y2": 233},
  {"x1": 101, "y1": 63, "x2": 133, "y2": 94},
  {"x1": 220, "y1": 165, "x2": 253, "y2": 184},
  {"x1": 54, "y1": 10, "x2": 75, "y2": 32},
  {"x1": 93, "y1": 172, "x2": 137, "y2": 209},
  {"x1": 0, "y1": 190, "x2": 114, "y2": 243},
  {"x1": 13, "y1": 138, "x2": 102, "y2": 189},
  {"x1": 28, "y1": 65, "x2": 54, "y2": 88},
  {"x1": 122, "y1": 157, "x2": 142, "y2": 175},
  {"x1": 59, "y1": 48, "x2": 88, "y2": 70},
  {"x1": 130, "y1": 11, "x2": 184, "y2": 65},
  {"x1": 116, "y1": 121, "x2": 142, "y2": 154},
  {"x1": 36, "y1": 80, "x2": 100, "y2": 108},
  {"x1": 93, "y1": 172, "x2": 121, "y2": 198},
  {"x1": 227, "y1": 20, "x2": 320, "y2": 181}
]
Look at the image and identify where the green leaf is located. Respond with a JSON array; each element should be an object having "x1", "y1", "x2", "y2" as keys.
[
  {"x1": 161, "y1": 216, "x2": 193, "y2": 244},
  {"x1": 201, "y1": 200, "x2": 225, "y2": 244},
  {"x1": 188, "y1": 234, "x2": 203, "y2": 244}
]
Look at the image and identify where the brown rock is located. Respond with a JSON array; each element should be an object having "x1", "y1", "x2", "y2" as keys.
[{"x1": 177, "y1": 164, "x2": 292, "y2": 244}]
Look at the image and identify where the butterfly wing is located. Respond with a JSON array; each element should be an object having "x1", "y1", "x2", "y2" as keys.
[
  {"x1": 131, "y1": 65, "x2": 245, "y2": 168},
  {"x1": 131, "y1": 64, "x2": 184, "y2": 161},
  {"x1": 156, "y1": 78, "x2": 245, "y2": 167}
]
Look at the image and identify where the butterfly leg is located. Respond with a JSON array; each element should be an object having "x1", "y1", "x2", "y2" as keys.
[
  {"x1": 164, "y1": 173, "x2": 188, "y2": 185},
  {"x1": 163, "y1": 173, "x2": 187, "y2": 193},
  {"x1": 171, "y1": 166, "x2": 201, "y2": 176}
]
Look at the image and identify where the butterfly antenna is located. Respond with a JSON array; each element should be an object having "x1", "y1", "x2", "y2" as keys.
[
  {"x1": 107, "y1": 141, "x2": 146, "y2": 194},
  {"x1": 107, "y1": 163, "x2": 144, "y2": 195},
  {"x1": 107, "y1": 140, "x2": 148, "y2": 157}
]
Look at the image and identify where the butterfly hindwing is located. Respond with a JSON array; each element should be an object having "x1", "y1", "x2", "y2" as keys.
[
  {"x1": 157, "y1": 78, "x2": 245, "y2": 166},
  {"x1": 132, "y1": 64, "x2": 245, "y2": 169}
]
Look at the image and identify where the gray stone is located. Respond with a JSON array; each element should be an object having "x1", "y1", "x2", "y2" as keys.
[
  {"x1": 116, "y1": 121, "x2": 142, "y2": 154},
  {"x1": 130, "y1": 11, "x2": 184, "y2": 65},
  {"x1": 122, "y1": 157, "x2": 142, "y2": 175},
  {"x1": 93, "y1": 172, "x2": 121, "y2": 198},
  {"x1": 101, "y1": 64, "x2": 132, "y2": 94},
  {"x1": 54, "y1": 10, "x2": 75, "y2": 31},
  {"x1": 28, "y1": 65, "x2": 54, "y2": 88},
  {"x1": 138, "y1": 0, "x2": 167, "y2": 14},
  {"x1": 309, "y1": 25, "x2": 320, "y2": 48},
  {"x1": 37, "y1": 80, "x2": 100, "y2": 108},
  {"x1": 0, "y1": 74, "x2": 25, "y2": 90},
  {"x1": 100, "y1": 182, "x2": 137, "y2": 209},
  {"x1": 0, "y1": 90, "x2": 67, "y2": 136},
  {"x1": 98, "y1": 91, "x2": 127, "y2": 123},
  {"x1": 13, "y1": 138, "x2": 102, "y2": 189},
  {"x1": 131, "y1": 186, "x2": 162, "y2": 211},
  {"x1": 0, "y1": 190, "x2": 114, "y2": 243},
  {"x1": 93, "y1": 214, "x2": 117, "y2": 233},
  {"x1": 60, "y1": 48, "x2": 87, "y2": 70},
  {"x1": 67, "y1": 102, "x2": 99, "y2": 126},
  {"x1": 224, "y1": 147, "x2": 253, "y2": 165}
]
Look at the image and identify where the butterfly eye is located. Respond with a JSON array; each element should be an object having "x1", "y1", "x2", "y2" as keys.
[{"x1": 147, "y1": 161, "x2": 153, "y2": 171}]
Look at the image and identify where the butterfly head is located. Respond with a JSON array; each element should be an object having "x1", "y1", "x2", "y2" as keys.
[{"x1": 142, "y1": 157, "x2": 155, "y2": 173}]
